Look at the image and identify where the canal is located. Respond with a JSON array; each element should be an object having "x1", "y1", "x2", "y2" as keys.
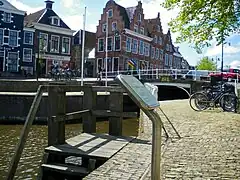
[{"x1": 0, "y1": 119, "x2": 139, "y2": 179}]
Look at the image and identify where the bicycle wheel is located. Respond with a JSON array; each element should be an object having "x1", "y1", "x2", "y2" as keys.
[
  {"x1": 189, "y1": 92, "x2": 209, "y2": 111},
  {"x1": 219, "y1": 93, "x2": 238, "y2": 112}
]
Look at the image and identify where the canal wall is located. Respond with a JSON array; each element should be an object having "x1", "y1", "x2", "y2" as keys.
[{"x1": 0, "y1": 94, "x2": 139, "y2": 124}]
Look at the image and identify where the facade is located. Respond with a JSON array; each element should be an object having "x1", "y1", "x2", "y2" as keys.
[
  {"x1": 95, "y1": 0, "x2": 187, "y2": 75},
  {"x1": 173, "y1": 46, "x2": 183, "y2": 69},
  {"x1": 71, "y1": 29, "x2": 96, "y2": 76},
  {"x1": 0, "y1": 0, "x2": 25, "y2": 75},
  {"x1": 24, "y1": 0, "x2": 75, "y2": 76}
]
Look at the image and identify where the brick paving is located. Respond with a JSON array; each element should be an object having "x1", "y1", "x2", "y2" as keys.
[{"x1": 84, "y1": 100, "x2": 240, "y2": 180}]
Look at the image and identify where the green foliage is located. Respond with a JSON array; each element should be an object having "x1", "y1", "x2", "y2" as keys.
[
  {"x1": 162, "y1": 0, "x2": 240, "y2": 51},
  {"x1": 196, "y1": 57, "x2": 217, "y2": 70}
]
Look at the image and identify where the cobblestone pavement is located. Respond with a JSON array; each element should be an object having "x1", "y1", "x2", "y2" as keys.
[{"x1": 84, "y1": 100, "x2": 240, "y2": 180}]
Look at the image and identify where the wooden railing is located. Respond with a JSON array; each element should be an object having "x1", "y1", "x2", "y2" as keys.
[{"x1": 6, "y1": 83, "x2": 136, "y2": 180}]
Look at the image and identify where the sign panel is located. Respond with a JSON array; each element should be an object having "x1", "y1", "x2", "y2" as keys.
[{"x1": 116, "y1": 75, "x2": 160, "y2": 110}]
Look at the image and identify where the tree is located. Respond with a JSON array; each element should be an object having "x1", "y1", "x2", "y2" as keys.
[
  {"x1": 162, "y1": 0, "x2": 240, "y2": 51},
  {"x1": 196, "y1": 57, "x2": 217, "y2": 70}
]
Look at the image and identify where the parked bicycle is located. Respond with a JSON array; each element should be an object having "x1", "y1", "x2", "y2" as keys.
[{"x1": 189, "y1": 82, "x2": 238, "y2": 112}]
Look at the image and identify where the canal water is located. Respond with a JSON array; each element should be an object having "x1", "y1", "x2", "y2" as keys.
[{"x1": 0, "y1": 119, "x2": 139, "y2": 179}]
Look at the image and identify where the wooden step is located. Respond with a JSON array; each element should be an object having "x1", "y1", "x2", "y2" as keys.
[{"x1": 41, "y1": 163, "x2": 89, "y2": 176}]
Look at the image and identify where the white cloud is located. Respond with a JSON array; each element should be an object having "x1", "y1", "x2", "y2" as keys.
[
  {"x1": 60, "y1": 0, "x2": 73, "y2": 8},
  {"x1": 8, "y1": 0, "x2": 43, "y2": 14},
  {"x1": 205, "y1": 44, "x2": 240, "y2": 57},
  {"x1": 229, "y1": 60, "x2": 240, "y2": 68}
]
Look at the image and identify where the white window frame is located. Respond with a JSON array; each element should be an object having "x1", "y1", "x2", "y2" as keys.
[
  {"x1": 24, "y1": 31, "x2": 33, "y2": 45},
  {"x1": 107, "y1": 36, "x2": 113, "y2": 51},
  {"x1": 132, "y1": 39, "x2": 138, "y2": 54},
  {"x1": 51, "y1": 17, "x2": 60, "y2": 26},
  {"x1": 39, "y1": 32, "x2": 48, "y2": 52},
  {"x1": 7, "y1": 52, "x2": 19, "y2": 72},
  {"x1": 62, "y1": 37, "x2": 71, "y2": 54},
  {"x1": 144, "y1": 42, "x2": 150, "y2": 57},
  {"x1": 169, "y1": 55, "x2": 173, "y2": 67},
  {"x1": 98, "y1": 38, "x2": 104, "y2": 52},
  {"x1": 138, "y1": 14, "x2": 142, "y2": 22},
  {"x1": 114, "y1": 35, "x2": 121, "y2": 51},
  {"x1": 165, "y1": 53, "x2": 169, "y2": 66},
  {"x1": 154, "y1": 35, "x2": 157, "y2": 43},
  {"x1": 112, "y1": 21, "x2": 117, "y2": 32},
  {"x1": 158, "y1": 36, "x2": 162, "y2": 45},
  {"x1": 134, "y1": 24, "x2": 138, "y2": 33},
  {"x1": 151, "y1": 47, "x2": 155, "y2": 59},
  {"x1": 140, "y1": 27, "x2": 144, "y2": 35},
  {"x1": 108, "y1": 9, "x2": 113, "y2": 18},
  {"x1": 3, "y1": 12, "x2": 11, "y2": 23},
  {"x1": 23, "y1": 48, "x2": 33, "y2": 62},
  {"x1": 155, "y1": 48, "x2": 159, "y2": 59},
  {"x1": 50, "y1": 35, "x2": 60, "y2": 53},
  {"x1": 9, "y1": 30, "x2": 18, "y2": 47},
  {"x1": 126, "y1": 37, "x2": 132, "y2": 52},
  {"x1": 102, "y1": 23, "x2": 107, "y2": 32},
  {"x1": 139, "y1": 40, "x2": 144, "y2": 55}
]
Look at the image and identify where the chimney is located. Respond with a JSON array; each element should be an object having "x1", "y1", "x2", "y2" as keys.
[
  {"x1": 45, "y1": 0, "x2": 54, "y2": 10},
  {"x1": 138, "y1": 1, "x2": 142, "y2": 7},
  {"x1": 157, "y1": 12, "x2": 160, "y2": 18}
]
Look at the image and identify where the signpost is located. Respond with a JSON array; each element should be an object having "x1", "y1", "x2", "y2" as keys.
[{"x1": 116, "y1": 75, "x2": 162, "y2": 180}]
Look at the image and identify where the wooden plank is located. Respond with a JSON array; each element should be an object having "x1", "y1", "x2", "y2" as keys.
[
  {"x1": 109, "y1": 92, "x2": 123, "y2": 136},
  {"x1": 92, "y1": 86, "x2": 125, "y2": 93},
  {"x1": 92, "y1": 110, "x2": 138, "y2": 118},
  {"x1": 52, "y1": 110, "x2": 90, "y2": 122},
  {"x1": 45, "y1": 133, "x2": 135, "y2": 159},
  {"x1": 41, "y1": 163, "x2": 89, "y2": 175}
]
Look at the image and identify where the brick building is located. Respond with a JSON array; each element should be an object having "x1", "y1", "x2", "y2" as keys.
[{"x1": 95, "y1": 0, "x2": 185, "y2": 75}]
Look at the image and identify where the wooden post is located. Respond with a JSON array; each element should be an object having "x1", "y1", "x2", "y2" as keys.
[
  {"x1": 237, "y1": 89, "x2": 240, "y2": 114},
  {"x1": 48, "y1": 84, "x2": 66, "y2": 146},
  {"x1": 83, "y1": 87, "x2": 97, "y2": 133},
  {"x1": 109, "y1": 92, "x2": 123, "y2": 136}
]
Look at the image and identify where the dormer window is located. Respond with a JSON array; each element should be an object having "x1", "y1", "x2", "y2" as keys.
[
  {"x1": 51, "y1": 17, "x2": 60, "y2": 26},
  {"x1": 3, "y1": 12, "x2": 11, "y2": 23},
  {"x1": 108, "y1": 9, "x2": 113, "y2": 18}
]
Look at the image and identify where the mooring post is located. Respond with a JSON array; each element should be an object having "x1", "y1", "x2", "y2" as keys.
[
  {"x1": 109, "y1": 91, "x2": 123, "y2": 136},
  {"x1": 83, "y1": 86, "x2": 97, "y2": 133},
  {"x1": 48, "y1": 83, "x2": 66, "y2": 146}
]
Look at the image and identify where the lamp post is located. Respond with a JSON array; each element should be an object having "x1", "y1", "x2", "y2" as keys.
[
  {"x1": 36, "y1": 35, "x2": 41, "y2": 81},
  {"x1": 81, "y1": 7, "x2": 87, "y2": 86}
]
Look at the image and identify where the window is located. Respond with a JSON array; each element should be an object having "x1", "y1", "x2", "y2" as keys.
[
  {"x1": 151, "y1": 47, "x2": 155, "y2": 59},
  {"x1": 144, "y1": 43, "x2": 150, "y2": 56},
  {"x1": 9, "y1": 30, "x2": 18, "y2": 46},
  {"x1": 165, "y1": 54, "x2": 169, "y2": 66},
  {"x1": 155, "y1": 48, "x2": 159, "y2": 59},
  {"x1": 39, "y1": 33, "x2": 48, "y2": 52},
  {"x1": 126, "y1": 37, "x2": 131, "y2": 52},
  {"x1": 114, "y1": 36, "x2": 121, "y2": 51},
  {"x1": 7, "y1": 52, "x2": 18, "y2": 72},
  {"x1": 112, "y1": 22, "x2": 117, "y2": 31},
  {"x1": 24, "y1": 31, "x2": 33, "y2": 45},
  {"x1": 140, "y1": 27, "x2": 144, "y2": 35},
  {"x1": 3, "y1": 12, "x2": 11, "y2": 23},
  {"x1": 51, "y1": 35, "x2": 60, "y2": 52},
  {"x1": 158, "y1": 36, "x2": 162, "y2": 45},
  {"x1": 102, "y1": 23, "x2": 106, "y2": 32},
  {"x1": 113, "y1": 57, "x2": 119, "y2": 71},
  {"x1": 98, "y1": 38, "x2": 104, "y2": 52},
  {"x1": 160, "y1": 49, "x2": 163, "y2": 60},
  {"x1": 132, "y1": 39, "x2": 138, "y2": 54},
  {"x1": 62, "y1": 37, "x2": 70, "y2": 54},
  {"x1": 0, "y1": 29, "x2": 3, "y2": 45},
  {"x1": 52, "y1": 17, "x2": 60, "y2": 26},
  {"x1": 139, "y1": 41, "x2": 144, "y2": 55},
  {"x1": 157, "y1": 25, "x2": 161, "y2": 32},
  {"x1": 154, "y1": 35, "x2": 157, "y2": 43},
  {"x1": 134, "y1": 24, "x2": 138, "y2": 33},
  {"x1": 166, "y1": 44, "x2": 169, "y2": 51},
  {"x1": 107, "y1": 37, "x2": 112, "y2": 51},
  {"x1": 97, "y1": 58, "x2": 103, "y2": 70},
  {"x1": 169, "y1": 45, "x2": 172, "y2": 52},
  {"x1": 23, "y1": 48, "x2": 32, "y2": 62},
  {"x1": 169, "y1": 55, "x2": 173, "y2": 67},
  {"x1": 108, "y1": 9, "x2": 113, "y2": 18},
  {"x1": 138, "y1": 14, "x2": 142, "y2": 22}
]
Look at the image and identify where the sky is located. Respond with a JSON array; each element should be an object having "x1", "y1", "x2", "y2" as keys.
[{"x1": 8, "y1": 0, "x2": 240, "y2": 68}]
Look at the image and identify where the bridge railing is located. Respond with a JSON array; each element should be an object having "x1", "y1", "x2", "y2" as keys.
[{"x1": 101, "y1": 69, "x2": 239, "y2": 83}]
